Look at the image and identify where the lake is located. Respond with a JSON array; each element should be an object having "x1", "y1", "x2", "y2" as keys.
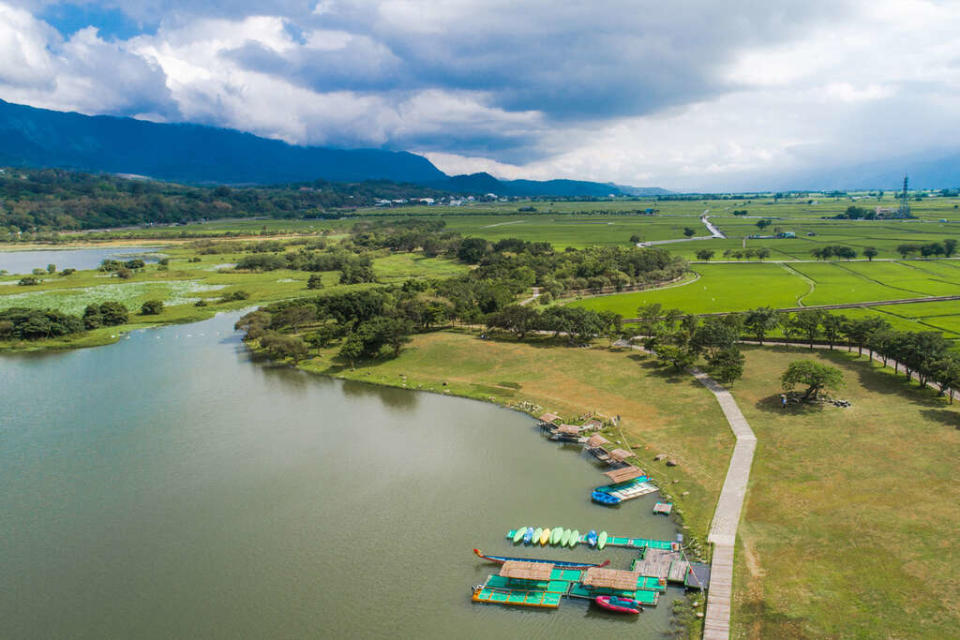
[
  {"x1": 0, "y1": 312, "x2": 683, "y2": 638},
  {"x1": 0, "y1": 246, "x2": 163, "y2": 275}
]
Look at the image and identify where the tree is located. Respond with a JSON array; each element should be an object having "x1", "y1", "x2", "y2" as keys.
[
  {"x1": 629, "y1": 234, "x2": 641, "y2": 244},
  {"x1": 457, "y1": 237, "x2": 489, "y2": 263},
  {"x1": 98, "y1": 301, "x2": 129, "y2": 326},
  {"x1": 755, "y1": 247, "x2": 771, "y2": 261},
  {"x1": 896, "y1": 244, "x2": 920, "y2": 259},
  {"x1": 140, "y1": 299, "x2": 164, "y2": 315},
  {"x1": 790, "y1": 309, "x2": 825, "y2": 349},
  {"x1": 487, "y1": 305, "x2": 539, "y2": 340},
  {"x1": 821, "y1": 313, "x2": 846, "y2": 350},
  {"x1": 655, "y1": 343, "x2": 695, "y2": 370},
  {"x1": 781, "y1": 360, "x2": 844, "y2": 401},
  {"x1": 17, "y1": 277, "x2": 41, "y2": 286},
  {"x1": 695, "y1": 249, "x2": 715, "y2": 261},
  {"x1": 842, "y1": 316, "x2": 889, "y2": 356},
  {"x1": 863, "y1": 247, "x2": 878, "y2": 261},
  {"x1": 46, "y1": 264, "x2": 56, "y2": 274},
  {"x1": 709, "y1": 347, "x2": 745, "y2": 383},
  {"x1": 683, "y1": 227, "x2": 696, "y2": 237},
  {"x1": 306, "y1": 273, "x2": 324, "y2": 289},
  {"x1": 929, "y1": 355, "x2": 960, "y2": 402},
  {"x1": 944, "y1": 238, "x2": 957, "y2": 258},
  {"x1": 260, "y1": 332, "x2": 309, "y2": 363},
  {"x1": 756, "y1": 219, "x2": 772, "y2": 230},
  {"x1": 691, "y1": 317, "x2": 739, "y2": 358},
  {"x1": 744, "y1": 306, "x2": 780, "y2": 345}
]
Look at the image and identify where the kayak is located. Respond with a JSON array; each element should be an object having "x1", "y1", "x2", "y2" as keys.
[
  {"x1": 550, "y1": 528, "x2": 564, "y2": 545},
  {"x1": 596, "y1": 595, "x2": 642, "y2": 614},
  {"x1": 532, "y1": 527, "x2": 543, "y2": 544},
  {"x1": 586, "y1": 529, "x2": 598, "y2": 547},
  {"x1": 540, "y1": 528, "x2": 551, "y2": 545},
  {"x1": 560, "y1": 529, "x2": 572, "y2": 546},
  {"x1": 513, "y1": 527, "x2": 526, "y2": 544},
  {"x1": 568, "y1": 529, "x2": 580, "y2": 548},
  {"x1": 523, "y1": 527, "x2": 534, "y2": 544},
  {"x1": 597, "y1": 531, "x2": 608, "y2": 550},
  {"x1": 592, "y1": 491, "x2": 622, "y2": 506}
]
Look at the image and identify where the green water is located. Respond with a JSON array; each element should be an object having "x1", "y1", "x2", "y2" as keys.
[{"x1": 0, "y1": 312, "x2": 684, "y2": 638}]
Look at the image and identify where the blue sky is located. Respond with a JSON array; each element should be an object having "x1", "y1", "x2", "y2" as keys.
[{"x1": 1, "y1": 1, "x2": 959, "y2": 190}]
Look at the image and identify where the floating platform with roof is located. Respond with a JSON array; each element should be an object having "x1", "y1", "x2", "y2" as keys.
[{"x1": 591, "y1": 473, "x2": 659, "y2": 504}]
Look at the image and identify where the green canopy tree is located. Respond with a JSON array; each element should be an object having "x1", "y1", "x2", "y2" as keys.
[
  {"x1": 744, "y1": 306, "x2": 780, "y2": 345},
  {"x1": 781, "y1": 360, "x2": 844, "y2": 401}
]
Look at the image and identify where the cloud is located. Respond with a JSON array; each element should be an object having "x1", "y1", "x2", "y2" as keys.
[{"x1": 3, "y1": 0, "x2": 960, "y2": 189}]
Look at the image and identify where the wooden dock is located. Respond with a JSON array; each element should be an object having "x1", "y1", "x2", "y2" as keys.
[{"x1": 653, "y1": 502, "x2": 673, "y2": 515}]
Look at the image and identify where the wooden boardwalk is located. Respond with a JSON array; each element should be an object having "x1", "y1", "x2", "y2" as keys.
[{"x1": 691, "y1": 367, "x2": 758, "y2": 640}]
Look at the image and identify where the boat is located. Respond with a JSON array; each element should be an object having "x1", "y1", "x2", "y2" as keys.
[
  {"x1": 595, "y1": 595, "x2": 643, "y2": 614},
  {"x1": 568, "y1": 529, "x2": 580, "y2": 548},
  {"x1": 586, "y1": 530, "x2": 598, "y2": 547},
  {"x1": 592, "y1": 491, "x2": 622, "y2": 506},
  {"x1": 523, "y1": 527, "x2": 534, "y2": 544},
  {"x1": 473, "y1": 549, "x2": 610, "y2": 569},
  {"x1": 513, "y1": 527, "x2": 527, "y2": 544},
  {"x1": 540, "y1": 528, "x2": 551, "y2": 545},
  {"x1": 597, "y1": 531, "x2": 608, "y2": 550},
  {"x1": 550, "y1": 527, "x2": 564, "y2": 545},
  {"x1": 560, "y1": 529, "x2": 572, "y2": 546},
  {"x1": 532, "y1": 527, "x2": 543, "y2": 544}
]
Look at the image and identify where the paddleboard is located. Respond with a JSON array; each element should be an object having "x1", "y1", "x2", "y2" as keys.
[
  {"x1": 513, "y1": 527, "x2": 526, "y2": 544},
  {"x1": 568, "y1": 529, "x2": 580, "y2": 548},
  {"x1": 540, "y1": 528, "x2": 551, "y2": 545},
  {"x1": 550, "y1": 527, "x2": 563, "y2": 545},
  {"x1": 560, "y1": 529, "x2": 572, "y2": 546},
  {"x1": 597, "y1": 531, "x2": 608, "y2": 550}
]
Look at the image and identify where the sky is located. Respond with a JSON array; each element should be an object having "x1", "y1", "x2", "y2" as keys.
[{"x1": 1, "y1": 0, "x2": 959, "y2": 191}]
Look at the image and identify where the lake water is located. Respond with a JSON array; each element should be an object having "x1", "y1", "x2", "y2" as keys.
[
  {"x1": 0, "y1": 312, "x2": 683, "y2": 639},
  {"x1": 0, "y1": 246, "x2": 163, "y2": 275}
]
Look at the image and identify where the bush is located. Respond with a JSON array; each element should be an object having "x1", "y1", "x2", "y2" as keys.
[
  {"x1": 140, "y1": 299, "x2": 164, "y2": 315},
  {"x1": 307, "y1": 274, "x2": 324, "y2": 289},
  {"x1": 18, "y1": 277, "x2": 41, "y2": 286},
  {"x1": 60, "y1": 268, "x2": 76, "y2": 276},
  {"x1": 194, "y1": 299, "x2": 208, "y2": 307}
]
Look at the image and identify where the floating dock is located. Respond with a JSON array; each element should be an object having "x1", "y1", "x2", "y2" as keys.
[
  {"x1": 472, "y1": 563, "x2": 662, "y2": 610},
  {"x1": 653, "y1": 502, "x2": 673, "y2": 515},
  {"x1": 592, "y1": 476, "x2": 659, "y2": 504},
  {"x1": 505, "y1": 529, "x2": 676, "y2": 551}
]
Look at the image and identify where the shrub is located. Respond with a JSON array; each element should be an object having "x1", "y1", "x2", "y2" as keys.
[
  {"x1": 18, "y1": 276, "x2": 41, "y2": 286},
  {"x1": 140, "y1": 299, "x2": 164, "y2": 315}
]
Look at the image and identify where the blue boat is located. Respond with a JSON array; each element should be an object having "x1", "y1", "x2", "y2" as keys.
[
  {"x1": 592, "y1": 491, "x2": 621, "y2": 506},
  {"x1": 523, "y1": 526, "x2": 534, "y2": 544},
  {"x1": 586, "y1": 529, "x2": 598, "y2": 547}
]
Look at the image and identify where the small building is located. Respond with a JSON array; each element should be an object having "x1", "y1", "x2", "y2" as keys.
[
  {"x1": 556, "y1": 424, "x2": 582, "y2": 437},
  {"x1": 585, "y1": 434, "x2": 610, "y2": 449},
  {"x1": 582, "y1": 418, "x2": 603, "y2": 432},
  {"x1": 538, "y1": 412, "x2": 561, "y2": 426},
  {"x1": 608, "y1": 448, "x2": 634, "y2": 463},
  {"x1": 604, "y1": 465, "x2": 645, "y2": 484},
  {"x1": 500, "y1": 561, "x2": 555, "y2": 582},
  {"x1": 581, "y1": 567, "x2": 641, "y2": 591},
  {"x1": 776, "y1": 231, "x2": 796, "y2": 238}
]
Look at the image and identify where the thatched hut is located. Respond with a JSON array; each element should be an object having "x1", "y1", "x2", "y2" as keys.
[
  {"x1": 499, "y1": 561, "x2": 555, "y2": 581},
  {"x1": 538, "y1": 412, "x2": 561, "y2": 425},
  {"x1": 609, "y1": 448, "x2": 634, "y2": 463},
  {"x1": 581, "y1": 567, "x2": 641, "y2": 591},
  {"x1": 586, "y1": 434, "x2": 610, "y2": 449},
  {"x1": 557, "y1": 423, "x2": 582, "y2": 436},
  {"x1": 582, "y1": 418, "x2": 603, "y2": 431},
  {"x1": 603, "y1": 465, "x2": 645, "y2": 484}
]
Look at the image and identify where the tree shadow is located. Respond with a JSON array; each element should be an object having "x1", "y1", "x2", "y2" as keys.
[
  {"x1": 753, "y1": 393, "x2": 827, "y2": 415},
  {"x1": 920, "y1": 408, "x2": 960, "y2": 429}
]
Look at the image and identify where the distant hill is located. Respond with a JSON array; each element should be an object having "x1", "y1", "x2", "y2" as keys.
[
  {"x1": 436, "y1": 172, "x2": 626, "y2": 197},
  {"x1": 0, "y1": 99, "x2": 446, "y2": 185},
  {"x1": 0, "y1": 99, "x2": 669, "y2": 197}
]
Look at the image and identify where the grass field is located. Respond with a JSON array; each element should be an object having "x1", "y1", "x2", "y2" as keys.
[{"x1": 730, "y1": 346, "x2": 959, "y2": 640}]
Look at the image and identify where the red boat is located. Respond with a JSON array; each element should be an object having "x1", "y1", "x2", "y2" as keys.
[{"x1": 595, "y1": 595, "x2": 643, "y2": 614}]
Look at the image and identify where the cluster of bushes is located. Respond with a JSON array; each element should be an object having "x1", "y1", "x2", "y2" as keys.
[
  {"x1": 0, "y1": 307, "x2": 85, "y2": 340},
  {"x1": 235, "y1": 248, "x2": 376, "y2": 284},
  {"x1": 486, "y1": 305, "x2": 621, "y2": 344},
  {"x1": 896, "y1": 239, "x2": 957, "y2": 258},
  {"x1": 810, "y1": 245, "x2": 860, "y2": 260},
  {"x1": 82, "y1": 302, "x2": 129, "y2": 329},
  {"x1": 721, "y1": 248, "x2": 771, "y2": 260}
]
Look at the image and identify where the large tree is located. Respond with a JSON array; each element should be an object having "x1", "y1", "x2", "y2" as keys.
[
  {"x1": 744, "y1": 306, "x2": 780, "y2": 345},
  {"x1": 781, "y1": 360, "x2": 844, "y2": 401}
]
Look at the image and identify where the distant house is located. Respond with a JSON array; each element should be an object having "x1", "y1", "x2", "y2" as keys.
[
  {"x1": 776, "y1": 231, "x2": 796, "y2": 239},
  {"x1": 875, "y1": 206, "x2": 897, "y2": 217}
]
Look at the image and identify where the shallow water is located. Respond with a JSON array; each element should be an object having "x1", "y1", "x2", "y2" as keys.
[
  {"x1": 0, "y1": 246, "x2": 162, "y2": 275},
  {"x1": 0, "y1": 312, "x2": 684, "y2": 638}
]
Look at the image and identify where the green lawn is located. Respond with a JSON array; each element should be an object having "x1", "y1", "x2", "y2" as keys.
[{"x1": 730, "y1": 346, "x2": 960, "y2": 639}]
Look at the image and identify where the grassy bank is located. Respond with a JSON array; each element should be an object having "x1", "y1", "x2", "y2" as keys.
[{"x1": 730, "y1": 346, "x2": 959, "y2": 639}]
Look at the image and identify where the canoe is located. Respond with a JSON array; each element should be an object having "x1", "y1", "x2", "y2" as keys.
[
  {"x1": 568, "y1": 529, "x2": 580, "y2": 548},
  {"x1": 560, "y1": 529, "x2": 572, "y2": 546},
  {"x1": 597, "y1": 531, "x2": 608, "y2": 550},
  {"x1": 513, "y1": 527, "x2": 526, "y2": 544},
  {"x1": 540, "y1": 528, "x2": 551, "y2": 545},
  {"x1": 532, "y1": 527, "x2": 543, "y2": 544},
  {"x1": 523, "y1": 527, "x2": 534, "y2": 544},
  {"x1": 586, "y1": 529, "x2": 598, "y2": 547},
  {"x1": 473, "y1": 548, "x2": 610, "y2": 569},
  {"x1": 595, "y1": 595, "x2": 642, "y2": 614},
  {"x1": 550, "y1": 527, "x2": 563, "y2": 545}
]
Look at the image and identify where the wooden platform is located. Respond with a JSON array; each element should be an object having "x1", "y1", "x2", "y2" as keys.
[{"x1": 653, "y1": 502, "x2": 673, "y2": 515}]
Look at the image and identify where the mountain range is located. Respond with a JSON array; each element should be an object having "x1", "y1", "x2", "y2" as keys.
[{"x1": 0, "y1": 99, "x2": 663, "y2": 197}]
